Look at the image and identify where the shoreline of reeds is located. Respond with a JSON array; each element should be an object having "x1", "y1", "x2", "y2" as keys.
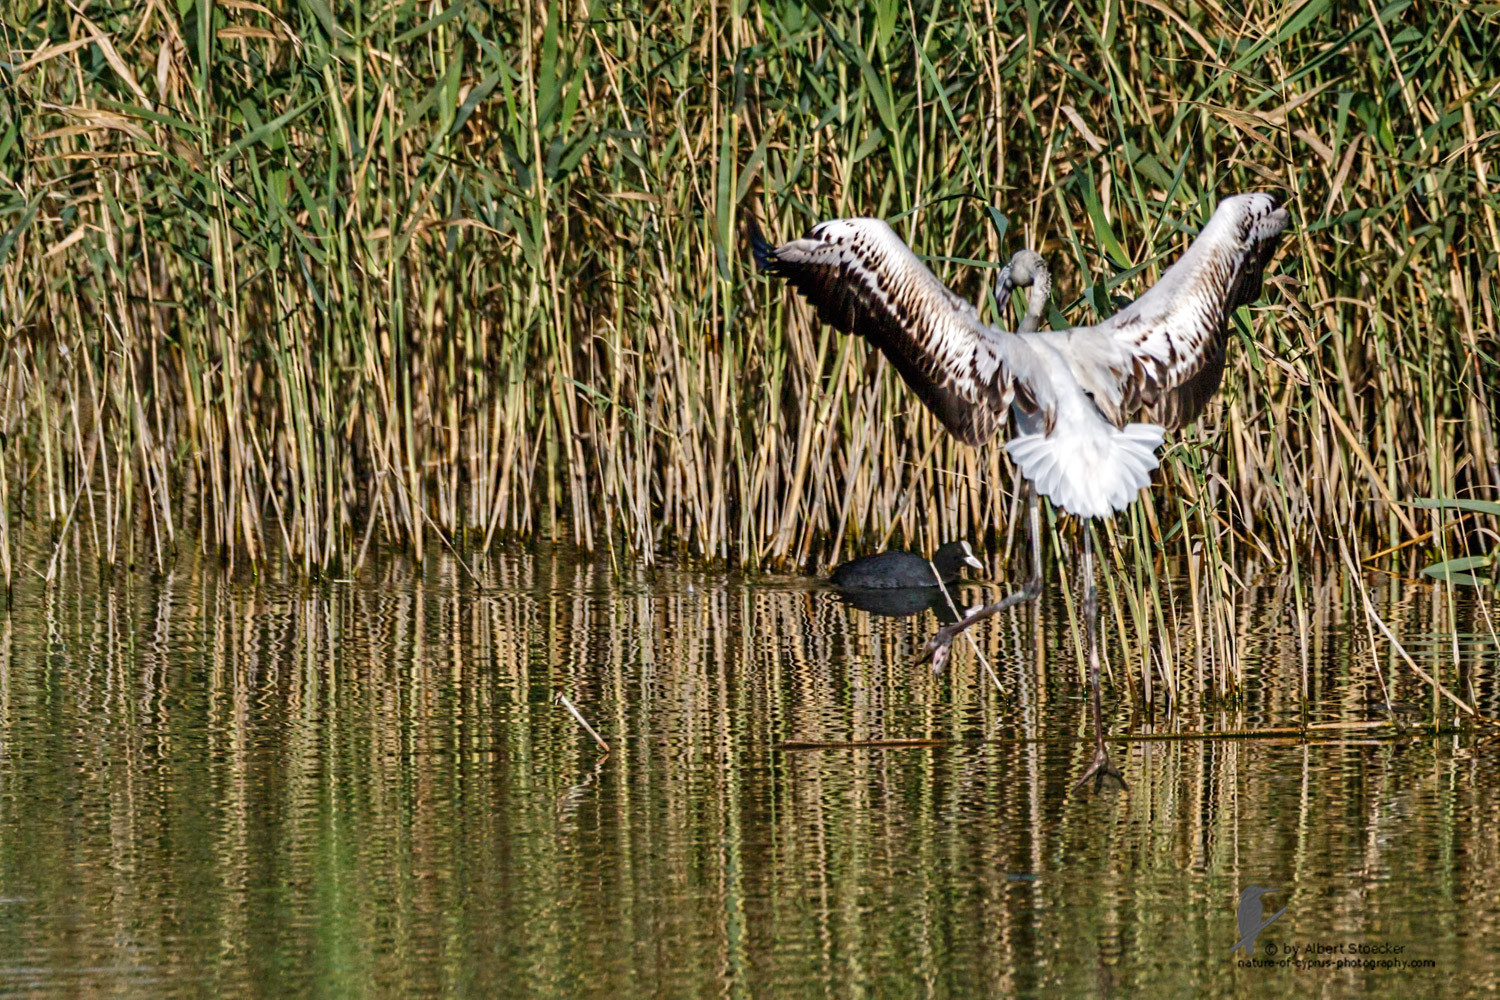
[{"x1": 2, "y1": 0, "x2": 1497, "y2": 596}]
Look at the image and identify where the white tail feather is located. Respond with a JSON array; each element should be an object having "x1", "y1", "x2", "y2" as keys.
[{"x1": 1005, "y1": 420, "x2": 1165, "y2": 519}]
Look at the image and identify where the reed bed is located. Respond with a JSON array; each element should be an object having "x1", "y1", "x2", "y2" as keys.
[{"x1": 1, "y1": 0, "x2": 1497, "y2": 598}]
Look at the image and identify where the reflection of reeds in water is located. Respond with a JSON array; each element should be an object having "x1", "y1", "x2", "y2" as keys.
[
  {"x1": 2, "y1": 2, "x2": 1498, "y2": 584},
  {"x1": 0, "y1": 552, "x2": 1496, "y2": 992}
]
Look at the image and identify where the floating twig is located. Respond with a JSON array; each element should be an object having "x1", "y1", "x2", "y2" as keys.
[
  {"x1": 774, "y1": 721, "x2": 1435, "y2": 751},
  {"x1": 554, "y1": 693, "x2": 610, "y2": 753}
]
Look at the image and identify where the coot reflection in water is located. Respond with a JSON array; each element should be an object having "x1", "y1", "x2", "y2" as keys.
[{"x1": 835, "y1": 584, "x2": 968, "y2": 621}]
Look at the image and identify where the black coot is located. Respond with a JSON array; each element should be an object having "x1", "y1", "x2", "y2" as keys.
[{"x1": 829, "y1": 540, "x2": 983, "y2": 590}]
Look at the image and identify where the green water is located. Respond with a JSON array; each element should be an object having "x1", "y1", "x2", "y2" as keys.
[{"x1": 0, "y1": 549, "x2": 1495, "y2": 997}]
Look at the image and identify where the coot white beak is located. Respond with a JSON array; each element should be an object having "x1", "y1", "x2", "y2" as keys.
[{"x1": 961, "y1": 542, "x2": 983, "y2": 570}]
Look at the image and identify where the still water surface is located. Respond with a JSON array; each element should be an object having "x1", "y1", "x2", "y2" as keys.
[{"x1": 0, "y1": 549, "x2": 1495, "y2": 997}]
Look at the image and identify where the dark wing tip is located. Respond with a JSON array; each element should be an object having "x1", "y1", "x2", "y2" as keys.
[
  {"x1": 1221, "y1": 194, "x2": 1291, "y2": 314},
  {"x1": 745, "y1": 217, "x2": 778, "y2": 273}
]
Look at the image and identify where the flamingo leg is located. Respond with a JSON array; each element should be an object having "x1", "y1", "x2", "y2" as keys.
[{"x1": 915, "y1": 484, "x2": 1043, "y2": 672}]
